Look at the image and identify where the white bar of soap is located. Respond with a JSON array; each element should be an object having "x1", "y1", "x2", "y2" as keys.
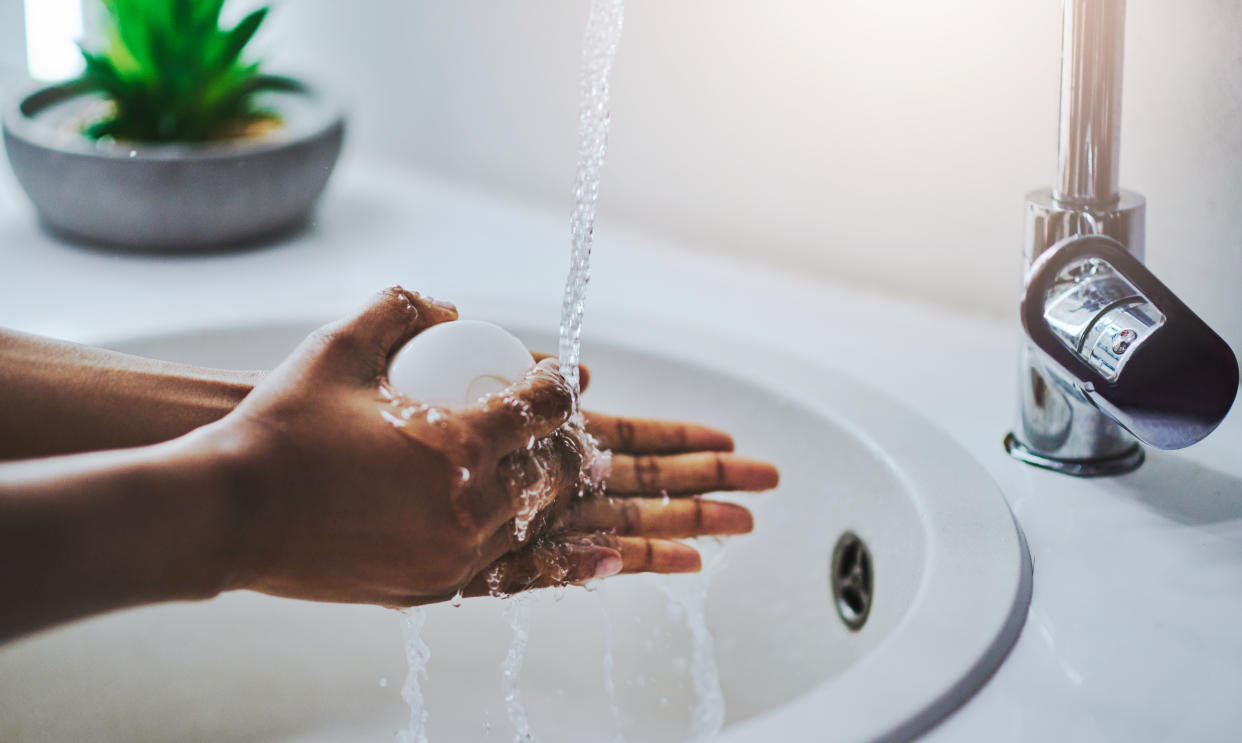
[{"x1": 386, "y1": 320, "x2": 534, "y2": 408}]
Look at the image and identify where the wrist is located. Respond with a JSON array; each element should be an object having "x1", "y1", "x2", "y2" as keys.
[
  {"x1": 168, "y1": 418, "x2": 274, "y2": 596},
  {"x1": 0, "y1": 434, "x2": 244, "y2": 639},
  {"x1": 136, "y1": 427, "x2": 252, "y2": 601}
]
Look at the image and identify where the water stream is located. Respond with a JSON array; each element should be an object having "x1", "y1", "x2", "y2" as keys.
[
  {"x1": 657, "y1": 541, "x2": 728, "y2": 740},
  {"x1": 496, "y1": 0, "x2": 627, "y2": 739},
  {"x1": 395, "y1": 608, "x2": 431, "y2": 743},
  {"x1": 557, "y1": 0, "x2": 625, "y2": 395},
  {"x1": 501, "y1": 593, "x2": 538, "y2": 743},
  {"x1": 398, "y1": 0, "x2": 728, "y2": 739}
]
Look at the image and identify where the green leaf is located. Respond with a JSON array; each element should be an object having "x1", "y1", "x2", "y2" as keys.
[
  {"x1": 219, "y1": 8, "x2": 267, "y2": 70},
  {"x1": 191, "y1": 0, "x2": 226, "y2": 32},
  {"x1": 75, "y1": 0, "x2": 278, "y2": 142}
]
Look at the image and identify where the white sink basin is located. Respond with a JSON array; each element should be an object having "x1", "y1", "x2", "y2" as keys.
[{"x1": 0, "y1": 319, "x2": 1031, "y2": 742}]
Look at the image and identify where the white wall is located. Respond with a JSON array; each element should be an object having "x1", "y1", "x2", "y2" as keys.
[
  {"x1": 16, "y1": 1, "x2": 1242, "y2": 347},
  {"x1": 0, "y1": 1, "x2": 27, "y2": 79}
]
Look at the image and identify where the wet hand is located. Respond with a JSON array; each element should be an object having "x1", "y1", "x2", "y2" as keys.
[
  {"x1": 200, "y1": 288, "x2": 617, "y2": 607},
  {"x1": 196, "y1": 288, "x2": 778, "y2": 607},
  {"x1": 450, "y1": 395, "x2": 781, "y2": 599}
]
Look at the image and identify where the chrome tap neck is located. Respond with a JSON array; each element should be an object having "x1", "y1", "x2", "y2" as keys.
[{"x1": 1055, "y1": 0, "x2": 1126, "y2": 207}]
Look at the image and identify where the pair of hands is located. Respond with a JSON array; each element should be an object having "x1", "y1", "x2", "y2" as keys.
[{"x1": 206, "y1": 288, "x2": 778, "y2": 608}]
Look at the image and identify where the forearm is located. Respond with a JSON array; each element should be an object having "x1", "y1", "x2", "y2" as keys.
[
  {"x1": 0, "y1": 431, "x2": 235, "y2": 642},
  {"x1": 0, "y1": 329, "x2": 259, "y2": 460}
]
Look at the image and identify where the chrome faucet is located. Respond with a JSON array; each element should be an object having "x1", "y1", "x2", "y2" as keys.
[{"x1": 1005, "y1": 0, "x2": 1239, "y2": 477}]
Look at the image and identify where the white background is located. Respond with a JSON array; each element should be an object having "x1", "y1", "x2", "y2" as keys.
[{"x1": 4, "y1": 0, "x2": 1240, "y2": 343}]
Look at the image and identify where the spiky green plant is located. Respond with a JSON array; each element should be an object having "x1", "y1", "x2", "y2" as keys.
[{"x1": 75, "y1": 0, "x2": 284, "y2": 141}]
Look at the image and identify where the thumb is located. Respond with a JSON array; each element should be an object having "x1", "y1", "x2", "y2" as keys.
[{"x1": 312, "y1": 287, "x2": 458, "y2": 384}]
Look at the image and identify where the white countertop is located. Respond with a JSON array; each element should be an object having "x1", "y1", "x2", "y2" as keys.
[{"x1": 2, "y1": 157, "x2": 1240, "y2": 742}]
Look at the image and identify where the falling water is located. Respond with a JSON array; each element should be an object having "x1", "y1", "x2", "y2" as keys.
[
  {"x1": 656, "y1": 542, "x2": 728, "y2": 740},
  {"x1": 557, "y1": 0, "x2": 625, "y2": 394},
  {"x1": 501, "y1": 592, "x2": 537, "y2": 742},
  {"x1": 395, "y1": 608, "x2": 431, "y2": 743},
  {"x1": 595, "y1": 586, "x2": 626, "y2": 743},
  {"x1": 496, "y1": 2, "x2": 625, "y2": 740},
  {"x1": 394, "y1": 2, "x2": 657, "y2": 740},
  {"x1": 555, "y1": 0, "x2": 729, "y2": 738}
]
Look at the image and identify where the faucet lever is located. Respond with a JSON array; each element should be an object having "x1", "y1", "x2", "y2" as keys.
[{"x1": 1022, "y1": 234, "x2": 1239, "y2": 450}]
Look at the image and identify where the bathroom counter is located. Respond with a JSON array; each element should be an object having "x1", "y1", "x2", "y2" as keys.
[{"x1": 1, "y1": 159, "x2": 1239, "y2": 742}]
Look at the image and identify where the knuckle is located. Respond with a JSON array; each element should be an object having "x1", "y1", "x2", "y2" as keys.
[
  {"x1": 528, "y1": 365, "x2": 574, "y2": 414},
  {"x1": 380, "y1": 287, "x2": 420, "y2": 327},
  {"x1": 381, "y1": 285, "x2": 412, "y2": 304}
]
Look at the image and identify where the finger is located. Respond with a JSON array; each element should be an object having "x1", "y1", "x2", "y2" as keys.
[
  {"x1": 584, "y1": 412, "x2": 734, "y2": 454},
  {"x1": 459, "y1": 541, "x2": 623, "y2": 598},
  {"x1": 591, "y1": 535, "x2": 702, "y2": 574},
  {"x1": 531, "y1": 352, "x2": 590, "y2": 392},
  {"x1": 459, "y1": 359, "x2": 575, "y2": 456},
  {"x1": 556, "y1": 496, "x2": 753, "y2": 538},
  {"x1": 309, "y1": 287, "x2": 458, "y2": 383},
  {"x1": 606, "y1": 452, "x2": 780, "y2": 495}
]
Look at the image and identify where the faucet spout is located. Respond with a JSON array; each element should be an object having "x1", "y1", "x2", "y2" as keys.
[{"x1": 1055, "y1": 0, "x2": 1126, "y2": 206}]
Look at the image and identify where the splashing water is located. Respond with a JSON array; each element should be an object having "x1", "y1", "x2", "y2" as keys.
[
  {"x1": 558, "y1": 0, "x2": 625, "y2": 396},
  {"x1": 656, "y1": 542, "x2": 728, "y2": 740},
  {"x1": 396, "y1": 608, "x2": 431, "y2": 743}
]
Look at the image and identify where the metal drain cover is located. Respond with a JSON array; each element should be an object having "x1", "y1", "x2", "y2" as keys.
[{"x1": 831, "y1": 531, "x2": 873, "y2": 631}]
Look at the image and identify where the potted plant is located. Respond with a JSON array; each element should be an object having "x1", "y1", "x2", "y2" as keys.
[{"x1": 3, "y1": 0, "x2": 344, "y2": 250}]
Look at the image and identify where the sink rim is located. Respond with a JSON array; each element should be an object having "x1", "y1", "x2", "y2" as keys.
[
  {"x1": 85, "y1": 308, "x2": 1032, "y2": 743},
  {"x1": 583, "y1": 309, "x2": 1033, "y2": 743}
]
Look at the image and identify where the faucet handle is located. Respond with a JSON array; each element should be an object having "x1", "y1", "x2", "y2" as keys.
[{"x1": 1021, "y1": 234, "x2": 1239, "y2": 450}]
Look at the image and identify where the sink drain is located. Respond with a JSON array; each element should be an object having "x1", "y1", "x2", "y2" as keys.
[{"x1": 831, "y1": 531, "x2": 873, "y2": 631}]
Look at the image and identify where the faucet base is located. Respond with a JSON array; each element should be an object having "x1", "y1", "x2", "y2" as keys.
[{"x1": 1003, "y1": 433, "x2": 1143, "y2": 477}]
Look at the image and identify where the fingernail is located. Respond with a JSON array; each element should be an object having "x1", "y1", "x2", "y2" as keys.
[{"x1": 593, "y1": 554, "x2": 623, "y2": 579}]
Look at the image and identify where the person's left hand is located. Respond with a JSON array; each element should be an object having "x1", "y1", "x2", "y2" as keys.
[{"x1": 444, "y1": 393, "x2": 780, "y2": 599}]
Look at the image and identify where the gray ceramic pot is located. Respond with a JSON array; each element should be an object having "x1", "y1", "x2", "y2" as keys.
[{"x1": 2, "y1": 78, "x2": 344, "y2": 250}]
